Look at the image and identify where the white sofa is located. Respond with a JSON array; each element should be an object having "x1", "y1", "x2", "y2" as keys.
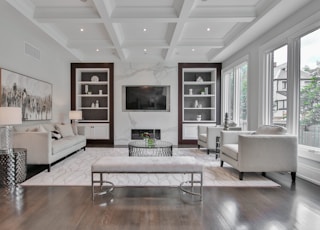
[
  {"x1": 220, "y1": 125, "x2": 298, "y2": 182},
  {"x1": 13, "y1": 123, "x2": 86, "y2": 172}
]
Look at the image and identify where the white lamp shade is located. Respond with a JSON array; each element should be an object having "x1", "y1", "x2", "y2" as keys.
[
  {"x1": 69, "y1": 110, "x2": 82, "y2": 120},
  {"x1": 0, "y1": 107, "x2": 22, "y2": 125}
]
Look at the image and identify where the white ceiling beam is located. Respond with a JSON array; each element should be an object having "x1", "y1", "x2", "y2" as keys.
[
  {"x1": 179, "y1": 39, "x2": 224, "y2": 48},
  {"x1": 34, "y1": 7, "x2": 102, "y2": 23},
  {"x1": 190, "y1": 7, "x2": 256, "y2": 22},
  {"x1": 67, "y1": 40, "x2": 114, "y2": 49},
  {"x1": 111, "y1": 7, "x2": 178, "y2": 19},
  {"x1": 122, "y1": 40, "x2": 169, "y2": 48},
  {"x1": 93, "y1": 0, "x2": 127, "y2": 60},
  {"x1": 164, "y1": 0, "x2": 196, "y2": 61}
]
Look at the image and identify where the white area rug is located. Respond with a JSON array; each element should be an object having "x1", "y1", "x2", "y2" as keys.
[{"x1": 22, "y1": 147, "x2": 280, "y2": 187}]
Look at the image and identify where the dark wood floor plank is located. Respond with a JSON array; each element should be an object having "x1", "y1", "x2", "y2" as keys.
[{"x1": 1, "y1": 173, "x2": 320, "y2": 230}]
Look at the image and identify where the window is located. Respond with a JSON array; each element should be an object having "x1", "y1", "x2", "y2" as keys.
[
  {"x1": 223, "y1": 62, "x2": 248, "y2": 130},
  {"x1": 299, "y1": 28, "x2": 320, "y2": 148},
  {"x1": 267, "y1": 45, "x2": 288, "y2": 127}
]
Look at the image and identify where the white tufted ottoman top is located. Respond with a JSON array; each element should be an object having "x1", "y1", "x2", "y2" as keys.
[{"x1": 91, "y1": 156, "x2": 203, "y2": 173}]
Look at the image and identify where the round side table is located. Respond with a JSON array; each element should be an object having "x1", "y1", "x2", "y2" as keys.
[{"x1": 0, "y1": 148, "x2": 27, "y2": 187}]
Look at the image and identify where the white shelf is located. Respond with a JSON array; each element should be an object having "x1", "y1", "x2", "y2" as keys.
[
  {"x1": 184, "y1": 81, "x2": 215, "y2": 85},
  {"x1": 80, "y1": 107, "x2": 108, "y2": 109},
  {"x1": 78, "y1": 81, "x2": 108, "y2": 85},
  {"x1": 184, "y1": 107, "x2": 215, "y2": 110},
  {"x1": 184, "y1": 94, "x2": 215, "y2": 97},
  {"x1": 78, "y1": 94, "x2": 108, "y2": 97}
]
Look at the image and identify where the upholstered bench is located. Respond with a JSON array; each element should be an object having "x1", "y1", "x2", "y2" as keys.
[{"x1": 91, "y1": 156, "x2": 203, "y2": 201}]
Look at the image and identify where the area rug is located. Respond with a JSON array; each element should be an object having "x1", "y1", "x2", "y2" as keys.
[{"x1": 22, "y1": 147, "x2": 280, "y2": 187}]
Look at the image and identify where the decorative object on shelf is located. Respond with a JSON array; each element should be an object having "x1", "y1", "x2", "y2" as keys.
[
  {"x1": 88, "y1": 91, "x2": 92, "y2": 95},
  {"x1": 91, "y1": 75, "x2": 99, "y2": 82},
  {"x1": 194, "y1": 100, "x2": 199, "y2": 108},
  {"x1": 95, "y1": 100, "x2": 99, "y2": 108},
  {"x1": 91, "y1": 102, "x2": 95, "y2": 108},
  {"x1": 99, "y1": 90, "x2": 103, "y2": 95},
  {"x1": 223, "y1": 112, "x2": 229, "y2": 130},
  {"x1": 205, "y1": 87, "x2": 208, "y2": 95},
  {"x1": 85, "y1": 85, "x2": 88, "y2": 94},
  {"x1": 0, "y1": 107, "x2": 22, "y2": 152},
  {"x1": 201, "y1": 90, "x2": 205, "y2": 95},
  {"x1": 197, "y1": 115, "x2": 202, "y2": 121},
  {"x1": 189, "y1": 88, "x2": 193, "y2": 95},
  {"x1": 196, "y1": 76, "x2": 203, "y2": 82},
  {"x1": 198, "y1": 104, "x2": 202, "y2": 108}
]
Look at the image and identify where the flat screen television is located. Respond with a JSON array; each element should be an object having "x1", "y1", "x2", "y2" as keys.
[{"x1": 123, "y1": 85, "x2": 170, "y2": 112}]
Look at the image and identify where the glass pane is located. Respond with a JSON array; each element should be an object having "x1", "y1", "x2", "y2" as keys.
[
  {"x1": 225, "y1": 71, "x2": 235, "y2": 121},
  {"x1": 272, "y1": 45, "x2": 288, "y2": 127},
  {"x1": 299, "y1": 28, "x2": 320, "y2": 148},
  {"x1": 238, "y1": 63, "x2": 248, "y2": 130}
]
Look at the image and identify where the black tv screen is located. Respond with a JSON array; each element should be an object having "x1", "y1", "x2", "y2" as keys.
[{"x1": 123, "y1": 85, "x2": 170, "y2": 111}]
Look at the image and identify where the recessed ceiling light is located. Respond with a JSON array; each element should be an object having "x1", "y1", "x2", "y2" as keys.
[
  {"x1": 80, "y1": 28, "x2": 84, "y2": 32},
  {"x1": 192, "y1": 48, "x2": 195, "y2": 52},
  {"x1": 143, "y1": 28, "x2": 147, "y2": 32},
  {"x1": 96, "y1": 48, "x2": 100, "y2": 52},
  {"x1": 207, "y1": 28, "x2": 211, "y2": 32},
  {"x1": 143, "y1": 48, "x2": 147, "y2": 53}
]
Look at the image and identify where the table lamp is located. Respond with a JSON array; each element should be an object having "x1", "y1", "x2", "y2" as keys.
[
  {"x1": 69, "y1": 110, "x2": 82, "y2": 123},
  {"x1": 0, "y1": 107, "x2": 22, "y2": 152}
]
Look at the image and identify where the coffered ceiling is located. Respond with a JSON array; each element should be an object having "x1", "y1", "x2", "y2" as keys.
[{"x1": 7, "y1": 0, "x2": 312, "y2": 62}]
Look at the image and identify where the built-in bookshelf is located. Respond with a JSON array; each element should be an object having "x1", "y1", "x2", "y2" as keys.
[
  {"x1": 71, "y1": 63, "x2": 114, "y2": 145},
  {"x1": 178, "y1": 63, "x2": 221, "y2": 145}
]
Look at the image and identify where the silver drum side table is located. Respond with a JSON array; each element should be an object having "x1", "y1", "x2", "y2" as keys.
[{"x1": 0, "y1": 148, "x2": 27, "y2": 187}]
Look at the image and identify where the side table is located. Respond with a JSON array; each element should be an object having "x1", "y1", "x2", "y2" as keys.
[{"x1": 0, "y1": 148, "x2": 27, "y2": 187}]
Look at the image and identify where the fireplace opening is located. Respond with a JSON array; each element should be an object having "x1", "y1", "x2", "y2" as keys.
[{"x1": 131, "y1": 129, "x2": 161, "y2": 140}]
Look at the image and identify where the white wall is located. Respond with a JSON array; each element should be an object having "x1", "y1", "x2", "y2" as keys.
[
  {"x1": 114, "y1": 62, "x2": 178, "y2": 145},
  {"x1": 0, "y1": 1, "x2": 77, "y2": 124}
]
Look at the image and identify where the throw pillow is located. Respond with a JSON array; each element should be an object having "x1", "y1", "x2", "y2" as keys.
[
  {"x1": 255, "y1": 125, "x2": 287, "y2": 135},
  {"x1": 56, "y1": 124, "x2": 75, "y2": 137},
  {"x1": 42, "y1": 123, "x2": 56, "y2": 132},
  {"x1": 51, "y1": 130, "x2": 62, "y2": 140}
]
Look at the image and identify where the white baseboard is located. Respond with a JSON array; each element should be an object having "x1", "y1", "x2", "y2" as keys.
[{"x1": 297, "y1": 158, "x2": 320, "y2": 186}]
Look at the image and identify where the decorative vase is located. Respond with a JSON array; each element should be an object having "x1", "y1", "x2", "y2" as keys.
[{"x1": 147, "y1": 138, "x2": 155, "y2": 147}]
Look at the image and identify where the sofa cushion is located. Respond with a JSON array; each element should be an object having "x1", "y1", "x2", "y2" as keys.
[
  {"x1": 52, "y1": 135, "x2": 86, "y2": 155},
  {"x1": 255, "y1": 125, "x2": 287, "y2": 135},
  {"x1": 56, "y1": 124, "x2": 74, "y2": 137},
  {"x1": 42, "y1": 123, "x2": 56, "y2": 132},
  {"x1": 221, "y1": 144, "x2": 238, "y2": 161}
]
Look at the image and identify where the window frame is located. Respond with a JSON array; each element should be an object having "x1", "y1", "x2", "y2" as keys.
[
  {"x1": 260, "y1": 12, "x2": 320, "y2": 161},
  {"x1": 222, "y1": 57, "x2": 248, "y2": 130}
]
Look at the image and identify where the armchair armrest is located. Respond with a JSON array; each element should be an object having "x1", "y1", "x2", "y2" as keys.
[
  {"x1": 13, "y1": 131, "x2": 52, "y2": 164},
  {"x1": 238, "y1": 134, "x2": 298, "y2": 172},
  {"x1": 220, "y1": 130, "x2": 254, "y2": 145}
]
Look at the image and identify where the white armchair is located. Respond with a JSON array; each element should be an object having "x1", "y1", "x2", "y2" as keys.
[
  {"x1": 220, "y1": 125, "x2": 298, "y2": 182},
  {"x1": 197, "y1": 126, "x2": 223, "y2": 155}
]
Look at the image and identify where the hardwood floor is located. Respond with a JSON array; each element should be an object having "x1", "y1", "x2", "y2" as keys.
[{"x1": 0, "y1": 173, "x2": 319, "y2": 230}]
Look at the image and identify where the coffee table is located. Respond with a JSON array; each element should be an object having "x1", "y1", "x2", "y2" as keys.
[{"x1": 128, "y1": 140, "x2": 173, "y2": 157}]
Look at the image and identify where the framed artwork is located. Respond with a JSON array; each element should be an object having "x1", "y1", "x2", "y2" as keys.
[{"x1": 0, "y1": 68, "x2": 52, "y2": 121}]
